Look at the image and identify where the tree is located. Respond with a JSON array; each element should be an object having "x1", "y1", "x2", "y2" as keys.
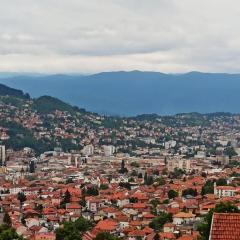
[
  {"x1": 225, "y1": 147, "x2": 237, "y2": 159},
  {"x1": 164, "y1": 156, "x2": 167, "y2": 165},
  {"x1": 130, "y1": 197, "x2": 138, "y2": 203},
  {"x1": 138, "y1": 173, "x2": 143, "y2": 178},
  {"x1": 119, "y1": 160, "x2": 128, "y2": 174},
  {"x1": 56, "y1": 217, "x2": 93, "y2": 240},
  {"x1": 0, "y1": 224, "x2": 24, "y2": 240},
  {"x1": 119, "y1": 182, "x2": 131, "y2": 190},
  {"x1": 198, "y1": 202, "x2": 240, "y2": 240},
  {"x1": 66, "y1": 178, "x2": 74, "y2": 184},
  {"x1": 171, "y1": 168, "x2": 185, "y2": 178},
  {"x1": 29, "y1": 160, "x2": 35, "y2": 173},
  {"x1": 94, "y1": 232, "x2": 120, "y2": 240},
  {"x1": 130, "y1": 161, "x2": 140, "y2": 168},
  {"x1": 144, "y1": 172, "x2": 148, "y2": 184},
  {"x1": 131, "y1": 170, "x2": 138, "y2": 176},
  {"x1": 168, "y1": 189, "x2": 178, "y2": 199},
  {"x1": 74, "y1": 217, "x2": 93, "y2": 232},
  {"x1": 155, "y1": 177, "x2": 166, "y2": 186},
  {"x1": 162, "y1": 168, "x2": 168, "y2": 175},
  {"x1": 154, "y1": 233, "x2": 160, "y2": 240},
  {"x1": 182, "y1": 188, "x2": 197, "y2": 197},
  {"x1": 35, "y1": 204, "x2": 43, "y2": 213},
  {"x1": 201, "y1": 172, "x2": 207, "y2": 178},
  {"x1": 56, "y1": 227, "x2": 82, "y2": 240},
  {"x1": 162, "y1": 199, "x2": 170, "y2": 204},
  {"x1": 99, "y1": 184, "x2": 109, "y2": 190},
  {"x1": 3, "y1": 213, "x2": 11, "y2": 226},
  {"x1": 150, "y1": 199, "x2": 160, "y2": 208},
  {"x1": 85, "y1": 187, "x2": 99, "y2": 196},
  {"x1": 201, "y1": 180, "x2": 214, "y2": 195},
  {"x1": 144, "y1": 172, "x2": 154, "y2": 185},
  {"x1": 63, "y1": 190, "x2": 71, "y2": 204},
  {"x1": 149, "y1": 212, "x2": 173, "y2": 231},
  {"x1": 17, "y1": 192, "x2": 26, "y2": 205},
  {"x1": 128, "y1": 177, "x2": 135, "y2": 182},
  {"x1": 216, "y1": 178, "x2": 228, "y2": 186},
  {"x1": 150, "y1": 199, "x2": 160, "y2": 215}
]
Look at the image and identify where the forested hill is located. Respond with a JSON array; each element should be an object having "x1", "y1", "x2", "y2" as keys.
[
  {"x1": 1, "y1": 71, "x2": 240, "y2": 115},
  {"x1": 0, "y1": 82, "x2": 238, "y2": 155},
  {"x1": 0, "y1": 83, "x2": 29, "y2": 99}
]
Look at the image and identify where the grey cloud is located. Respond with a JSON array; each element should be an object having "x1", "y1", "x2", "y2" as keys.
[{"x1": 0, "y1": 0, "x2": 240, "y2": 73}]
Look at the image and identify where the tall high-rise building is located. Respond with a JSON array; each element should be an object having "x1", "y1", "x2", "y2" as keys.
[{"x1": 0, "y1": 145, "x2": 6, "y2": 166}]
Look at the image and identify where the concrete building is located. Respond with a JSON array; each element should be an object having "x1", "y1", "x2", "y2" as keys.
[
  {"x1": 167, "y1": 158, "x2": 191, "y2": 172},
  {"x1": 164, "y1": 140, "x2": 177, "y2": 149},
  {"x1": 214, "y1": 183, "x2": 236, "y2": 198},
  {"x1": 82, "y1": 145, "x2": 94, "y2": 156},
  {"x1": 103, "y1": 145, "x2": 115, "y2": 157}
]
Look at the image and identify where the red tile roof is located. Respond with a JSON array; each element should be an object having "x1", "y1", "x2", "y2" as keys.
[
  {"x1": 210, "y1": 213, "x2": 240, "y2": 240},
  {"x1": 177, "y1": 235, "x2": 194, "y2": 240},
  {"x1": 95, "y1": 219, "x2": 118, "y2": 231},
  {"x1": 128, "y1": 229, "x2": 146, "y2": 237}
]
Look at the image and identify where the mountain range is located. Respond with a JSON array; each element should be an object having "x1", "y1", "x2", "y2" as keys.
[{"x1": 0, "y1": 71, "x2": 239, "y2": 116}]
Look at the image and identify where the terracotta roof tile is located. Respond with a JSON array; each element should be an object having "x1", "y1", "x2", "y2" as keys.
[{"x1": 210, "y1": 213, "x2": 240, "y2": 240}]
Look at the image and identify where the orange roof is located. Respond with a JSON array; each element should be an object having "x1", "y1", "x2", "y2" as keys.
[
  {"x1": 177, "y1": 235, "x2": 194, "y2": 240},
  {"x1": 95, "y1": 219, "x2": 118, "y2": 231},
  {"x1": 174, "y1": 212, "x2": 195, "y2": 218},
  {"x1": 143, "y1": 213, "x2": 155, "y2": 219},
  {"x1": 216, "y1": 186, "x2": 236, "y2": 190},
  {"x1": 160, "y1": 232, "x2": 176, "y2": 239},
  {"x1": 210, "y1": 213, "x2": 240, "y2": 240},
  {"x1": 66, "y1": 203, "x2": 81, "y2": 209},
  {"x1": 132, "y1": 203, "x2": 147, "y2": 209},
  {"x1": 164, "y1": 223, "x2": 176, "y2": 228},
  {"x1": 128, "y1": 229, "x2": 145, "y2": 237},
  {"x1": 130, "y1": 220, "x2": 142, "y2": 226},
  {"x1": 142, "y1": 226, "x2": 154, "y2": 234}
]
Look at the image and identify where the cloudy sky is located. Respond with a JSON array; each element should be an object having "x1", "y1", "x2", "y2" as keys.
[{"x1": 0, "y1": 0, "x2": 240, "y2": 73}]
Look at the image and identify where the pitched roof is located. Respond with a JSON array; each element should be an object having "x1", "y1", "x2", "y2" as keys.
[
  {"x1": 210, "y1": 213, "x2": 240, "y2": 240},
  {"x1": 173, "y1": 212, "x2": 195, "y2": 218},
  {"x1": 95, "y1": 219, "x2": 118, "y2": 231},
  {"x1": 177, "y1": 235, "x2": 194, "y2": 240},
  {"x1": 160, "y1": 232, "x2": 176, "y2": 239},
  {"x1": 128, "y1": 229, "x2": 146, "y2": 237}
]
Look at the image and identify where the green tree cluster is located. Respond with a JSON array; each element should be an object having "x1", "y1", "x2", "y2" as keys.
[
  {"x1": 216, "y1": 178, "x2": 228, "y2": 186},
  {"x1": 94, "y1": 232, "x2": 121, "y2": 240},
  {"x1": 144, "y1": 172, "x2": 154, "y2": 185},
  {"x1": 0, "y1": 224, "x2": 24, "y2": 240},
  {"x1": 201, "y1": 180, "x2": 214, "y2": 195},
  {"x1": 168, "y1": 189, "x2": 178, "y2": 199},
  {"x1": 56, "y1": 217, "x2": 93, "y2": 240},
  {"x1": 182, "y1": 188, "x2": 198, "y2": 197},
  {"x1": 149, "y1": 212, "x2": 173, "y2": 230}
]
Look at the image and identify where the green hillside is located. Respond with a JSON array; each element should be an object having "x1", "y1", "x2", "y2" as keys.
[
  {"x1": 32, "y1": 96, "x2": 75, "y2": 114},
  {"x1": 0, "y1": 83, "x2": 29, "y2": 99}
]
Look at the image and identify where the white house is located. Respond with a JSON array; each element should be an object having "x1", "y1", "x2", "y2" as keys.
[{"x1": 173, "y1": 212, "x2": 196, "y2": 225}]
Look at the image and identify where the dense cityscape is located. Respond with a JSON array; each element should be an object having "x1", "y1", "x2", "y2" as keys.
[
  {"x1": 1, "y1": 1, "x2": 240, "y2": 239},
  {"x1": 0, "y1": 87, "x2": 240, "y2": 240}
]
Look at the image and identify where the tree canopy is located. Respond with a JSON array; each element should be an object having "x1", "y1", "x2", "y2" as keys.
[
  {"x1": 56, "y1": 217, "x2": 93, "y2": 240},
  {"x1": 0, "y1": 224, "x2": 24, "y2": 240},
  {"x1": 94, "y1": 232, "x2": 121, "y2": 240},
  {"x1": 149, "y1": 212, "x2": 173, "y2": 231},
  {"x1": 168, "y1": 189, "x2": 178, "y2": 199}
]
